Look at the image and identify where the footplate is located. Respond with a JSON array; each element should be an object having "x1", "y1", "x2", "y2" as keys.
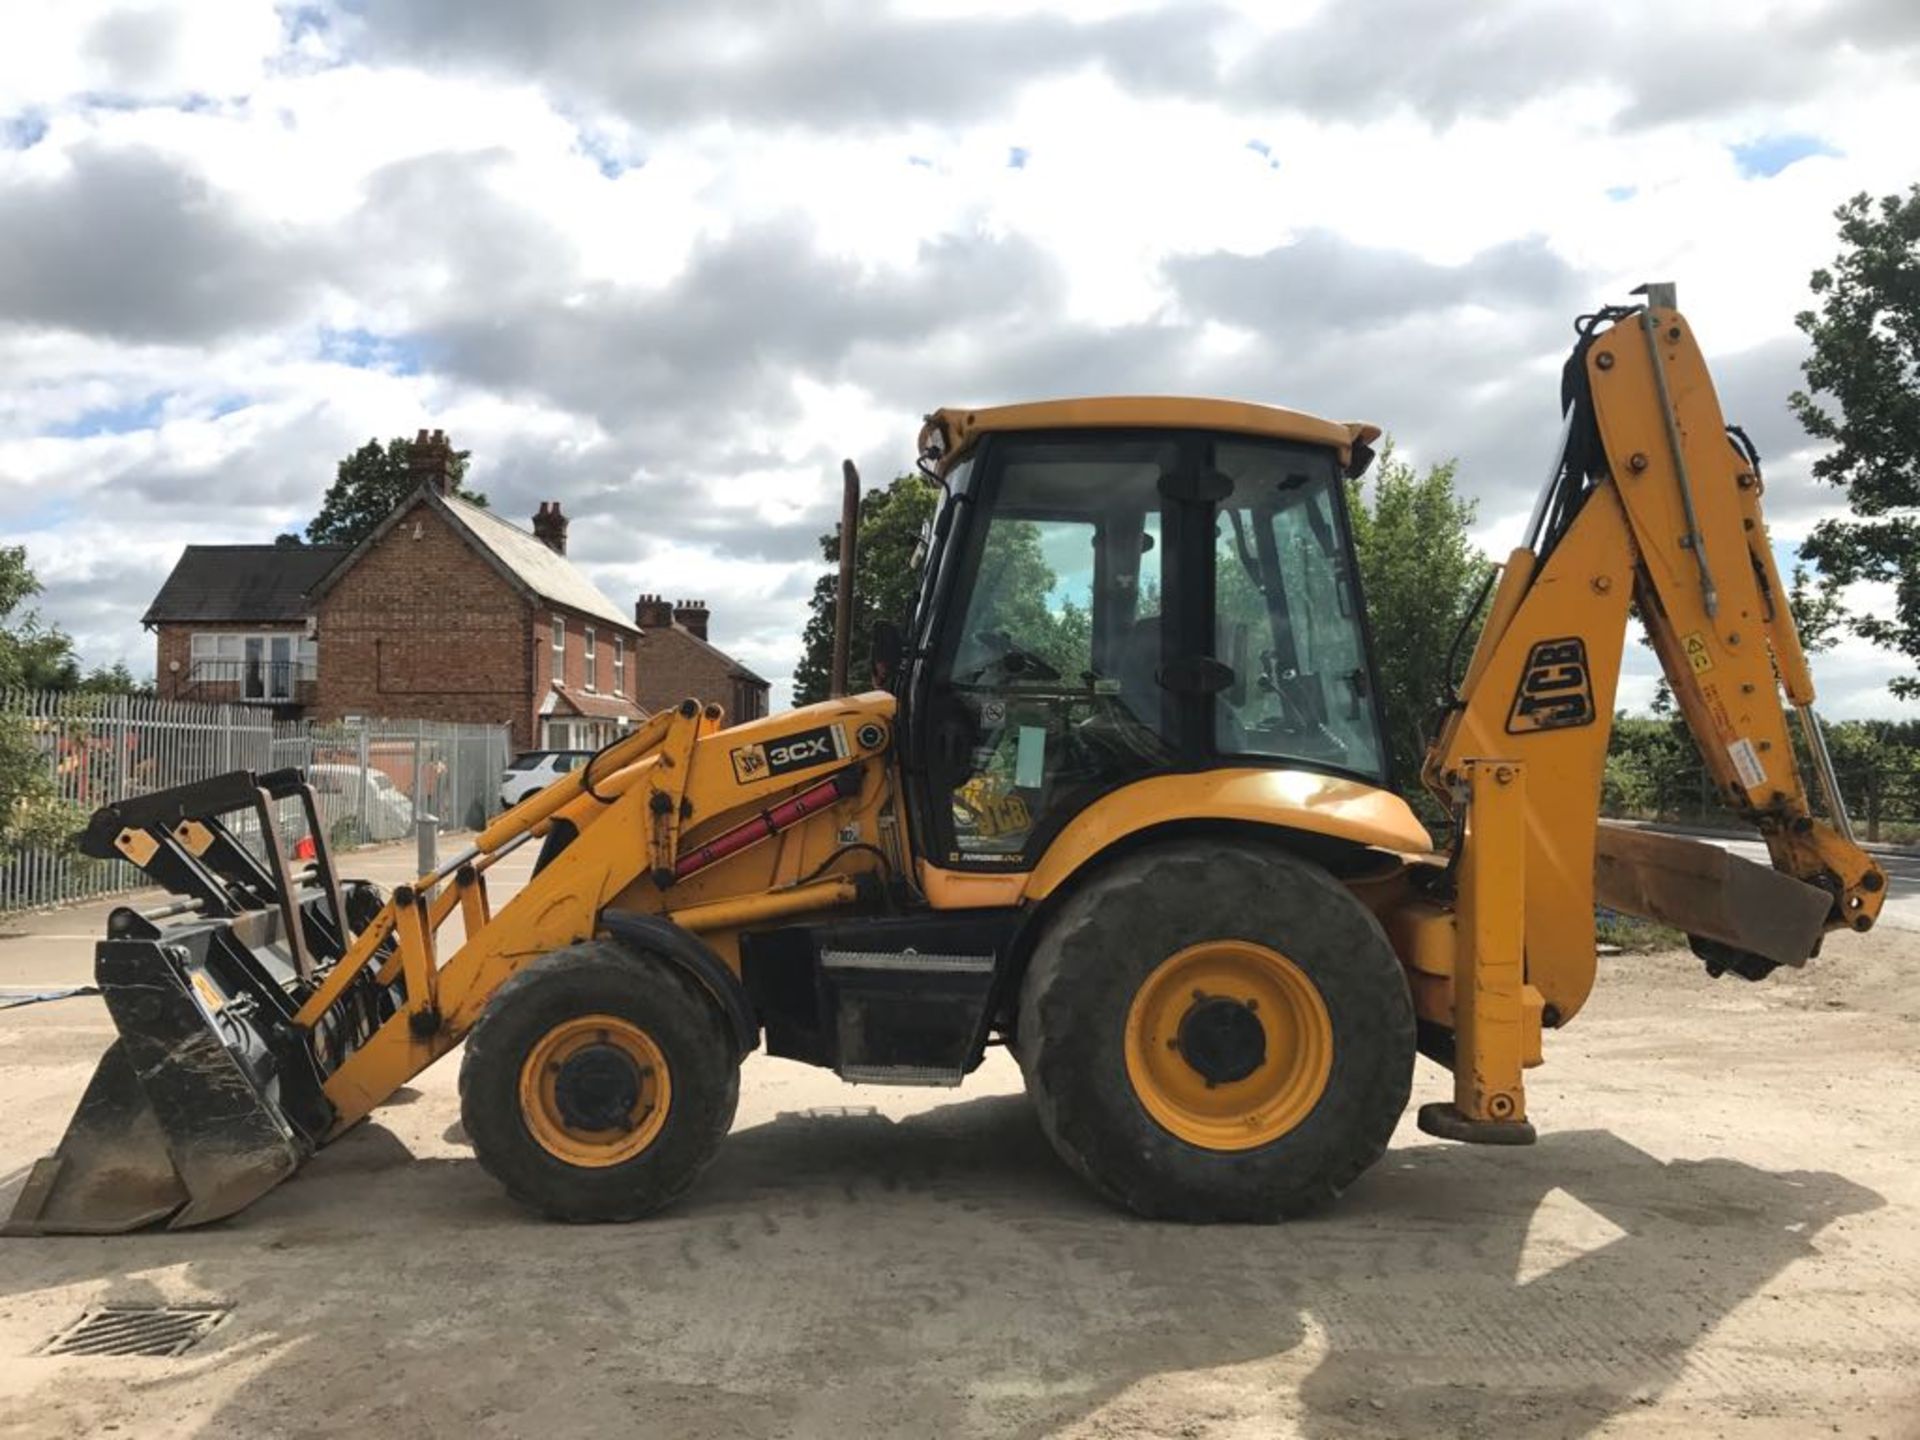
[{"x1": 1416, "y1": 1101, "x2": 1538, "y2": 1146}]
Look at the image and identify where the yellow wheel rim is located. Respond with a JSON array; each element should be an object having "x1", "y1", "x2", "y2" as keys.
[
  {"x1": 1123, "y1": 941, "x2": 1333, "y2": 1151},
  {"x1": 517, "y1": 1014, "x2": 670, "y2": 1168}
]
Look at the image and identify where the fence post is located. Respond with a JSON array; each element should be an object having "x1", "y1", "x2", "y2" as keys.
[{"x1": 414, "y1": 719, "x2": 437, "y2": 873}]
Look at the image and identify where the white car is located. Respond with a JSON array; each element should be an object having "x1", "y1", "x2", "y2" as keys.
[
  {"x1": 500, "y1": 749, "x2": 595, "y2": 808},
  {"x1": 302, "y1": 764, "x2": 418, "y2": 843}
]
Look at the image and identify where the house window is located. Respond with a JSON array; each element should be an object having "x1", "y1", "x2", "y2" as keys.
[
  {"x1": 584, "y1": 626, "x2": 597, "y2": 691},
  {"x1": 613, "y1": 635, "x2": 624, "y2": 696},
  {"x1": 551, "y1": 615, "x2": 564, "y2": 684},
  {"x1": 189, "y1": 631, "x2": 308, "y2": 700}
]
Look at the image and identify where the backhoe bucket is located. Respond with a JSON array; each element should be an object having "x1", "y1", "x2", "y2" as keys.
[{"x1": 6, "y1": 769, "x2": 388, "y2": 1236}]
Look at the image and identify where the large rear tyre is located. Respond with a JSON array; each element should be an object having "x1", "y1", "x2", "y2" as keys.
[
  {"x1": 1017, "y1": 839, "x2": 1414, "y2": 1221},
  {"x1": 459, "y1": 940, "x2": 739, "y2": 1222}
]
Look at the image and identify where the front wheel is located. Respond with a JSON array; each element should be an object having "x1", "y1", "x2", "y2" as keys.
[
  {"x1": 1017, "y1": 838, "x2": 1414, "y2": 1221},
  {"x1": 459, "y1": 941, "x2": 739, "y2": 1222}
]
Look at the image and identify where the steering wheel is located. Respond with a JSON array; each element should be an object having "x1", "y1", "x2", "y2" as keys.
[{"x1": 970, "y1": 630, "x2": 1061, "y2": 682}]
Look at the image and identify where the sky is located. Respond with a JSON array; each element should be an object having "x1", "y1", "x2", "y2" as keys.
[{"x1": 0, "y1": 0, "x2": 1915, "y2": 715}]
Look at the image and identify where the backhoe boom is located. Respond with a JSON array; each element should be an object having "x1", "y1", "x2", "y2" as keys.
[{"x1": 1427, "y1": 289, "x2": 1885, "y2": 1034}]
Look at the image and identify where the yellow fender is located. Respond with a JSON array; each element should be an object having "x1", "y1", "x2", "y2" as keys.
[{"x1": 1023, "y1": 768, "x2": 1433, "y2": 903}]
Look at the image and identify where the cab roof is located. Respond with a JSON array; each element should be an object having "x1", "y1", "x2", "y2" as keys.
[{"x1": 920, "y1": 397, "x2": 1381, "y2": 474}]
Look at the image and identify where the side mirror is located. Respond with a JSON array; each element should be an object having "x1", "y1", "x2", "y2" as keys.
[{"x1": 870, "y1": 620, "x2": 905, "y2": 688}]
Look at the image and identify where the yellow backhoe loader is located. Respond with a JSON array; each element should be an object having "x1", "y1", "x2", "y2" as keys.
[{"x1": 6, "y1": 284, "x2": 1886, "y2": 1233}]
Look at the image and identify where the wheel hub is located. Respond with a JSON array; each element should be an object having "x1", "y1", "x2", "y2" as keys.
[
  {"x1": 517, "y1": 1013, "x2": 670, "y2": 1167},
  {"x1": 1122, "y1": 940, "x2": 1334, "y2": 1151},
  {"x1": 1176, "y1": 995, "x2": 1267, "y2": 1086},
  {"x1": 553, "y1": 1044, "x2": 644, "y2": 1132}
]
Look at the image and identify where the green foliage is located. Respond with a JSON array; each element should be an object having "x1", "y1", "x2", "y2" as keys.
[
  {"x1": 0, "y1": 544, "x2": 83, "y2": 690},
  {"x1": 1787, "y1": 564, "x2": 1846, "y2": 655},
  {"x1": 793, "y1": 473, "x2": 940, "y2": 706},
  {"x1": 1345, "y1": 445, "x2": 1487, "y2": 789},
  {"x1": 1602, "y1": 713, "x2": 1715, "y2": 819},
  {"x1": 1790, "y1": 185, "x2": 1920, "y2": 697},
  {"x1": 0, "y1": 547, "x2": 79, "y2": 854},
  {"x1": 1604, "y1": 709, "x2": 1920, "y2": 844},
  {"x1": 307, "y1": 436, "x2": 486, "y2": 547},
  {"x1": 1594, "y1": 909, "x2": 1686, "y2": 953}
]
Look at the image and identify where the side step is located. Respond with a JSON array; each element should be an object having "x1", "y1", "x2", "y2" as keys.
[
  {"x1": 839, "y1": 1063, "x2": 967, "y2": 1087},
  {"x1": 822, "y1": 949, "x2": 995, "y2": 1085}
]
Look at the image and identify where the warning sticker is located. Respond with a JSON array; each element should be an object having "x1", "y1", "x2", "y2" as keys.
[
  {"x1": 1683, "y1": 631, "x2": 1713, "y2": 674},
  {"x1": 1728, "y1": 737, "x2": 1767, "y2": 791}
]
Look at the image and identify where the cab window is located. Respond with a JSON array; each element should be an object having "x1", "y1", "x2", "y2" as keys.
[{"x1": 1212, "y1": 441, "x2": 1384, "y2": 781}]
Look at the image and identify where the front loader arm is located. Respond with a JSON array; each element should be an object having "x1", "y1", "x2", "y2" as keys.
[{"x1": 1423, "y1": 292, "x2": 1885, "y2": 1030}]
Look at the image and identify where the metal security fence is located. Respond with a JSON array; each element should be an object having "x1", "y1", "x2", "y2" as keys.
[{"x1": 0, "y1": 690, "x2": 510, "y2": 912}]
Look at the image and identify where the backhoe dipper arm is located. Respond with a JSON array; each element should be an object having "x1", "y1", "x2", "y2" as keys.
[{"x1": 1425, "y1": 291, "x2": 1886, "y2": 1035}]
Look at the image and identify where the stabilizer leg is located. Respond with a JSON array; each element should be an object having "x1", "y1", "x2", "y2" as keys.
[{"x1": 1418, "y1": 759, "x2": 1540, "y2": 1146}]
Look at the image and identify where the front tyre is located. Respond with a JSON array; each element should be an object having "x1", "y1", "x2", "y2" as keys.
[
  {"x1": 1018, "y1": 839, "x2": 1414, "y2": 1221},
  {"x1": 459, "y1": 941, "x2": 739, "y2": 1222}
]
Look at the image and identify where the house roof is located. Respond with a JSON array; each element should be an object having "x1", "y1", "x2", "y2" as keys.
[
  {"x1": 143, "y1": 544, "x2": 348, "y2": 625},
  {"x1": 306, "y1": 487, "x2": 635, "y2": 632},
  {"x1": 548, "y1": 686, "x2": 649, "y2": 721},
  {"x1": 443, "y1": 496, "x2": 634, "y2": 631}
]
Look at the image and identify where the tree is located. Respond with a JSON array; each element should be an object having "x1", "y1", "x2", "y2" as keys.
[
  {"x1": 0, "y1": 547, "x2": 82, "y2": 853},
  {"x1": 1345, "y1": 446, "x2": 1488, "y2": 790},
  {"x1": 1790, "y1": 185, "x2": 1920, "y2": 697},
  {"x1": 793, "y1": 474, "x2": 939, "y2": 705},
  {"x1": 306, "y1": 436, "x2": 486, "y2": 547}
]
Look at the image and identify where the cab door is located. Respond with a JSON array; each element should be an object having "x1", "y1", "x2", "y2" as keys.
[{"x1": 909, "y1": 432, "x2": 1188, "y2": 869}]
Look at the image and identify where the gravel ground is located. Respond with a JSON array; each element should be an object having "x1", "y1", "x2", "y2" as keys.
[{"x1": 1, "y1": 843, "x2": 1916, "y2": 1439}]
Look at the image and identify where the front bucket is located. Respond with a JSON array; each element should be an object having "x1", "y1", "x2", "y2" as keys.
[{"x1": 4, "y1": 939, "x2": 308, "y2": 1236}]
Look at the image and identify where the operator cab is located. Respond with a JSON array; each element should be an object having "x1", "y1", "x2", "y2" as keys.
[{"x1": 902, "y1": 399, "x2": 1389, "y2": 871}]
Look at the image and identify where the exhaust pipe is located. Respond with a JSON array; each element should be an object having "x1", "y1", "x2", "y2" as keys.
[{"x1": 829, "y1": 458, "x2": 861, "y2": 697}]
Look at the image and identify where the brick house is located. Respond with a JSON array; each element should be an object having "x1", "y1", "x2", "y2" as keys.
[
  {"x1": 147, "y1": 540, "x2": 345, "y2": 715},
  {"x1": 144, "y1": 431, "x2": 775, "y2": 748},
  {"x1": 302, "y1": 450, "x2": 644, "y2": 752},
  {"x1": 633, "y1": 595, "x2": 770, "y2": 724}
]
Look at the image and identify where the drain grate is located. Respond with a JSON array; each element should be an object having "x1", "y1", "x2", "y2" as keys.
[{"x1": 39, "y1": 1304, "x2": 229, "y2": 1358}]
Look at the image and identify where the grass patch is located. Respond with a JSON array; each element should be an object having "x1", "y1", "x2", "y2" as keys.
[{"x1": 1595, "y1": 907, "x2": 1687, "y2": 953}]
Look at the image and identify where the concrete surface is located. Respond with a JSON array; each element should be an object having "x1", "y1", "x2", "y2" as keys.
[{"x1": 1, "y1": 841, "x2": 1917, "y2": 1439}]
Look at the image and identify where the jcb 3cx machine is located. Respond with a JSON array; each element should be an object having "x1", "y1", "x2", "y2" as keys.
[{"x1": 6, "y1": 286, "x2": 1884, "y2": 1233}]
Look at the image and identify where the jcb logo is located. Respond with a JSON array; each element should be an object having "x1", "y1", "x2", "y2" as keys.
[{"x1": 1506, "y1": 637, "x2": 1595, "y2": 734}]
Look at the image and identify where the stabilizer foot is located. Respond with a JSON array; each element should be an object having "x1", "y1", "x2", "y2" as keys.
[{"x1": 1416, "y1": 1101, "x2": 1537, "y2": 1146}]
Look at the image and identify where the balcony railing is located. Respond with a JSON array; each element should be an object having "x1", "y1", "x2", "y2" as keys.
[{"x1": 179, "y1": 660, "x2": 317, "y2": 706}]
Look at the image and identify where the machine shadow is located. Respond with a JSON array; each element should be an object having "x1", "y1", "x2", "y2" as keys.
[{"x1": 0, "y1": 1092, "x2": 1883, "y2": 1440}]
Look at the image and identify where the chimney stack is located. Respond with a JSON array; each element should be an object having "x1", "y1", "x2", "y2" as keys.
[
  {"x1": 634, "y1": 593, "x2": 674, "y2": 630},
  {"x1": 673, "y1": 599, "x2": 710, "y2": 641},
  {"x1": 532, "y1": 501, "x2": 569, "y2": 555},
  {"x1": 409, "y1": 428, "x2": 455, "y2": 495}
]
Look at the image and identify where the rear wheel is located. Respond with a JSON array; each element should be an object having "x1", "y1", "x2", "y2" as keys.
[
  {"x1": 459, "y1": 941, "x2": 739, "y2": 1222},
  {"x1": 1018, "y1": 838, "x2": 1414, "y2": 1221}
]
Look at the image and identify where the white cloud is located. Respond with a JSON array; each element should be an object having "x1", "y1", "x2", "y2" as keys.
[{"x1": 1, "y1": 0, "x2": 1915, "y2": 721}]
